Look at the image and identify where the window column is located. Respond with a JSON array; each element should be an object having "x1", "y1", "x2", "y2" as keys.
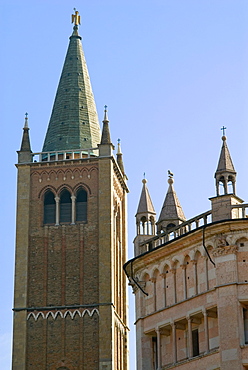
[
  {"x1": 171, "y1": 269, "x2": 177, "y2": 304},
  {"x1": 161, "y1": 273, "x2": 166, "y2": 307},
  {"x1": 172, "y1": 322, "x2": 177, "y2": 364},
  {"x1": 156, "y1": 328, "x2": 161, "y2": 370},
  {"x1": 205, "y1": 257, "x2": 209, "y2": 291},
  {"x1": 187, "y1": 316, "x2": 193, "y2": 358},
  {"x1": 193, "y1": 260, "x2": 198, "y2": 295},
  {"x1": 71, "y1": 195, "x2": 76, "y2": 224},
  {"x1": 55, "y1": 196, "x2": 60, "y2": 225},
  {"x1": 150, "y1": 278, "x2": 156, "y2": 311},
  {"x1": 203, "y1": 309, "x2": 209, "y2": 353},
  {"x1": 182, "y1": 264, "x2": 187, "y2": 300}
]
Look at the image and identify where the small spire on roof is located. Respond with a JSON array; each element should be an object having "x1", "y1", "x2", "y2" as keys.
[
  {"x1": 117, "y1": 138, "x2": 125, "y2": 175},
  {"x1": 215, "y1": 129, "x2": 236, "y2": 196},
  {"x1": 18, "y1": 113, "x2": 32, "y2": 163},
  {"x1": 100, "y1": 105, "x2": 112, "y2": 145},
  {"x1": 157, "y1": 172, "x2": 186, "y2": 233}
]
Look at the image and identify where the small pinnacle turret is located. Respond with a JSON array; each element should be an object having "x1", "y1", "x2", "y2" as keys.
[
  {"x1": 99, "y1": 106, "x2": 114, "y2": 156},
  {"x1": 215, "y1": 134, "x2": 236, "y2": 196},
  {"x1": 18, "y1": 113, "x2": 32, "y2": 163},
  {"x1": 136, "y1": 178, "x2": 156, "y2": 233},
  {"x1": 100, "y1": 106, "x2": 112, "y2": 145},
  {"x1": 157, "y1": 174, "x2": 186, "y2": 234},
  {"x1": 42, "y1": 11, "x2": 101, "y2": 152},
  {"x1": 117, "y1": 139, "x2": 125, "y2": 175}
]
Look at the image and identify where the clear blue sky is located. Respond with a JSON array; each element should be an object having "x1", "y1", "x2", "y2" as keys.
[{"x1": 1, "y1": 1, "x2": 248, "y2": 368}]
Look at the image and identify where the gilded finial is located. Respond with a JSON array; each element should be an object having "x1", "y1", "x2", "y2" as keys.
[
  {"x1": 142, "y1": 173, "x2": 147, "y2": 184},
  {"x1": 72, "y1": 8, "x2": 81, "y2": 26}
]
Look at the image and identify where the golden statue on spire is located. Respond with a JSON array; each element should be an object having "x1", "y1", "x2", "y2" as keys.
[{"x1": 72, "y1": 8, "x2": 80, "y2": 26}]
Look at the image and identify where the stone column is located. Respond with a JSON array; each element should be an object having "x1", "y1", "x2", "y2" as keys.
[
  {"x1": 171, "y1": 269, "x2": 177, "y2": 304},
  {"x1": 150, "y1": 278, "x2": 156, "y2": 312},
  {"x1": 205, "y1": 257, "x2": 209, "y2": 291},
  {"x1": 193, "y1": 260, "x2": 198, "y2": 295},
  {"x1": 161, "y1": 273, "x2": 166, "y2": 307},
  {"x1": 71, "y1": 195, "x2": 76, "y2": 224},
  {"x1": 203, "y1": 310, "x2": 209, "y2": 353},
  {"x1": 156, "y1": 328, "x2": 161, "y2": 370},
  {"x1": 181, "y1": 264, "x2": 187, "y2": 300},
  {"x1": 55, "y1": 196, "x2": 60, "y2": 225},
  {"x1": 172, "y1": 322, "x2": 177, "y2": 364},
  {"x1": 187, "y1": 316, "x2": 193, "y2": 358}
]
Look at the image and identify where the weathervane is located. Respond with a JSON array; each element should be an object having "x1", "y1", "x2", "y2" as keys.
[
  {"x1": 72, "y1": 8, "x2": 81, "y2": 26},
  {"x1": 221, "y1": 126, "x2": 227, "y2": 136}
]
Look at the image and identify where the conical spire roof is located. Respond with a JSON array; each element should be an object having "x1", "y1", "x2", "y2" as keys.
[
  {"x1": 100, "y1": 106, "x2": 112, "y2": 145},
  {"x1": 136, "y1": 178, "x2": 156, "y2": 216},
  {"x1": 42, "y1": 19, "x2": 101, "y2": 152},
  {"x1": 116, "y1": 139, "x2": 125, "y2": 175},
  {"x1": 158, "y1": 177, "x2": 186, "y2": 223},
  {"x1": 20, "y1": 113, "x2": 31, "y2": 152},
  {"x1": 216, "y1": 135, "x2": 236, "y2": 174}
]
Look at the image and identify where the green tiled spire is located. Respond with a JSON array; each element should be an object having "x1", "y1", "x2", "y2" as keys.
[{"x1": 42, "y1": 23, "x2": 101, "y2": 152}]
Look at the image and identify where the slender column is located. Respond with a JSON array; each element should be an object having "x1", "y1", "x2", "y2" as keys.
[
  {"x1": 203, "y1": 310, "x2": 209, "y2": 353},
  {"x1": 172, "y1": 322, "x2": 177, "y2": 364},
  {"x1": 150, "y1": 278, "x2": 156, "y2": 311},
  {"x1": 223, "y1": 176, "x2": 228, "y2": 194},
  {"x1": 187, "y1": 316, "x2": 193, "y2": 358},
  {"x1": 71, "y1": 195, "x2": 76, "y2": 224},
  {"x1": 181, "y1": 265, "x2": 187, "y2": 300},
  {"x1": 161, "y1": 273, "x2": 166, "y2": 307},
  {"x1": 156, "y1": 328, "x2": 161, "y2": 370},
  {"x1": 205, "y1": 257, "x2": 209, "y2": 291},
  {"x1": 171, "y1": 269, "x2": 177, "y2": 303},
  {"x1": 193, "y1": 260, "x2": 198, "y2": 295},
  {"x1": 55, "y1": 196, "x2": 60, "y2": 225}
]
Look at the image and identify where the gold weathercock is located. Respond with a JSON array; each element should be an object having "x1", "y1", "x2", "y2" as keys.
[{"x1": 72, "y1": 8, "x2": 80, "y2": 26}]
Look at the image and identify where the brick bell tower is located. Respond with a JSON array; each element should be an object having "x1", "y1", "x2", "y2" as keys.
[{"x1": 12, "y1": 10, "x2": 129, "y2": 370}]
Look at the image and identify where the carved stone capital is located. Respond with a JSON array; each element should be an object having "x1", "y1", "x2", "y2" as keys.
[{"x1": 213, "y1": 245, "x2": 238, "y2": 257}]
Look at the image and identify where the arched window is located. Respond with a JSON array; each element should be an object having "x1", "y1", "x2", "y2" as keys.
[
  {"x1": 76, "y1": 189, "x2": 87, "y2": 221},
  {"x1": 44, "y1": 191, "x2": 56, "y2": 224},
  {"x1": 60, "y1": 190, "x2": 72, "y2": 223}
]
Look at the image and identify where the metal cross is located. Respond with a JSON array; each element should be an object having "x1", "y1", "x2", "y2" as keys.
[
  {"x1": 221, "y1": 126, "x2": 227, "y2": 136},
  {"x1": 25, "y1": 112, "x2": 28, "y2": 118},
  {"x1": 104, "y1": 105, "x2": 108, "y2": 110},
  {"x1": 117, "y1": 138, "x2": 120, "y2": 144}
]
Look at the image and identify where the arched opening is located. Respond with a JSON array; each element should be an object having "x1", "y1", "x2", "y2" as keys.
[
  {"x1": 44, "y1": 190, "x2": 56, "y2": 224},
  {"x1": 76, "y1": 188, "x2": 87, "y2": 222},
  {"x1": 167, "y1": 223, "x2": 176, "y2": 230},
  {"x1": 60, "y1": 189, "x2": 72, "y2": 223}
]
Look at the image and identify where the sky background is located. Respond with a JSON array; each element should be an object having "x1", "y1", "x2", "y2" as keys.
[{"x1": 1, "y1": 1, "x2": 248, "y2": 368}]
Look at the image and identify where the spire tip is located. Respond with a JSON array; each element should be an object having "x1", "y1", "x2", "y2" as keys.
[{"x1": 24, "y1": 112, "x2": 29, "y2": 129}]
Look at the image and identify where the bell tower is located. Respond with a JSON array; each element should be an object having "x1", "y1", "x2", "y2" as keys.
[{"x1": 12, "y1": 11, "x2": 129, "y2": 370}]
